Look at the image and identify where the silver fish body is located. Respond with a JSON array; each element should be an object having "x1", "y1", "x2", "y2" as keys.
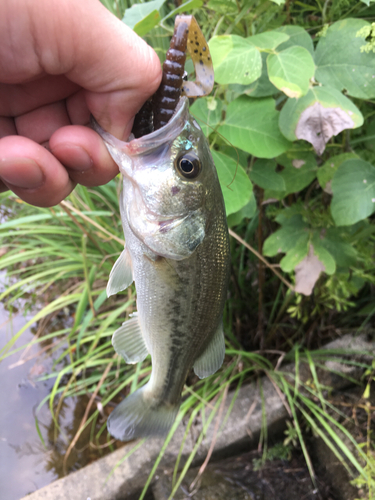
[{"x1": 93, "y1": 97, "x2": 230, "y2": 441}]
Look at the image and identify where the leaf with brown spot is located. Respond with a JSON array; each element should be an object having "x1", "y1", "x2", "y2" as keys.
[
  {"x1": 279, "y1": 86, "x2": 363, "y2": 155},
  {"x1": 294, "y1": 244, "x2": 325, "y2": 296}
]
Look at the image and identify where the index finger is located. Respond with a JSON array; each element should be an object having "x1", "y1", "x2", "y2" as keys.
[{"x1": 0, "y1": 0, "x2": 162, "y2": 140}]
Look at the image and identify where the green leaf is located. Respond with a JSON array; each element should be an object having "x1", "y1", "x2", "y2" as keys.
[
  {"x1": 267, "y1": 46, "x2": 315, "y2": 98},
  {"x1": 311, "y1": 234, "x2": 336, "y2": 275},
  {"x1": 317, "y1": 153, "x2": 358, "y2": 192},
  {"x1": 162, "y1": 0, "x2": 203, "y2": 20},
  {"x1": 276, "y1": 25, "x2": 314, "y2": 55},
  {"x1": 218, "y1": 96, "x2": 292, "y2": 158},
  {"x1": 276, "y1": 149, "x2": 317, "y2": 196},
  {"x1": 211, "y1": 150, "x2": 253, "y2": 216},
  {"x1": 249, "y1": 159, "x2": 286, "y2": 191},
  {"x1": 122, "y1": 0, "x2": 166, "y2": 34},
  {"x1": 190, "y1": 97, "x2": 223, "y2": 137},
  {"x1": 248, "y1": 31, "x2": 289, "y2": 50},
  {"x1": 227, "y1": 194, "x2": 257, "y2": 227},
  {"x1": 280, "y1": 234, "x2": 310, "y2": 272},
  {"x1": 208, "y1": 35, "x2": 262, "y2": 85},
  {"x1": 362, "y1": 117, "x2": 375, "y2": 153},
  {"x1": 319, "y1": 228, "x2": 357, "y2": 267},
  {"x1": 207, "y1": 0, "x2": 237, "y2": 13},
  {"x1": 229, "y1": 53, "x2": 278, "y2": 98},
  {"x1": 263, "y1": 214, "x2": 308, "y2": 257},
  {"x1": 331, "y1": 158, "x2": 375, "y2": 226},
  {"x1": 219, "y1": 145, "x2": 249, "y2": 168},
  {"x1": 279, "y1": 86, "x2": 363, "y2": 155},
  {"x1": 315, "y1": 19, "x2": 375, "y2": 99}
]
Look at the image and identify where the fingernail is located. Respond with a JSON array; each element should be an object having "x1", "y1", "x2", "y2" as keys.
[
  {"x1": 55, "y1": 145, "x2": 93, "y2": 171},
  {"x1": 0, "y1": 158, "x2": 44, "y2": 189}
]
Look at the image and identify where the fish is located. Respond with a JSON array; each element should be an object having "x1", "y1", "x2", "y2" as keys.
[{"x1": 92, "y1": 95, "x2": 230, "y2": 441}]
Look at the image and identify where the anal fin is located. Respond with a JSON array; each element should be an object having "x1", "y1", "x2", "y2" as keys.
[
  {"x1": 107, "y1": 247, "x2": 133, "y2": 297},
  {"x1": 112, "y1": 312, "x2": 149, "y2": 364},
  {"x1": 193, "y1": 322, "x2": 225, "y2": 379}
]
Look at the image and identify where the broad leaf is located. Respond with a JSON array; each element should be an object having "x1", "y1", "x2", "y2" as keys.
[
  {"x1": 280, "y1": 233, "x2": 309, "y2": 272},
  {"x1": 267, "y1": 46, "x2": 315, "y2": 98},
  {"x1": 227, "y1": 195, "x2": 257, "y2": 227},
  {"x1": 263, "y1": 214, "x2": 308, "y2": 257},
  {"x1": 279, "y1": 86, "x2": 363, "y2": 155},
  {"x1": 231, "y1": 53, "x2": 278, "y2": 98},
  {"x1": 315, "y1": 19, "x2": 375, "y2": 99},
  {"x1": 276, "y1": 25, "x2": 314, "y2": 55},
  {"x1": 331, "y1": 158, "x2": 375, "y2": 226},
  {"x1": 248, "y1": 31, "x2": 289, "y2": 50},
  {"x1": 211, "y1": 150, "x2": 253, "y2": 216},
  {"x1": 363, "y1": 117, "x2": 375, "y2": 153},
  {"x1": 208, "y1": 36, "x2": 262, "y2": 85},
  {"x1": 190, "y1": 98, "x2": 223, "y2": 137},
  {"x1": 249, "y1": 159, "x2": 286, "y2": 191},
  {"x1": 317, "y1": 153, "x2": 358, "y2": 193},
  {"x1": 122, "y1": 0, "x2": 166, "y2": 34},
  {"x1": 218, "y1": 96, "x2": 292, "y2": 158},
  {"x1": 219, "y1": 145, "x2": 249, "y2": 168},
  {"x1": 319, "y1": 228, "x2": 357, "y2": 267},
  {"x1": 310, "y1": 234, "x2": 336, "y2": 275},
  {"x1": 294, "y1": 243, "x2": 333, "y2": 296},
  {"x1": 267, "y1": 150, "x2": 317, "y2": 198}
]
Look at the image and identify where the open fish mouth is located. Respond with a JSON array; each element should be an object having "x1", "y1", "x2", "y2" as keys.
[{"x1": 91, "y1": 98, "x2": 190, "y2": 161}]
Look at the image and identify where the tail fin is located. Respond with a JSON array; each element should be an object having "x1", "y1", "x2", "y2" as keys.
[{"x1": 107, "y1": 385, "x2": 179, "y2": 441}]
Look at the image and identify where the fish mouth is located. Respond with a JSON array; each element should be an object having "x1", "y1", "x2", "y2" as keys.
[{"x1": 91, "y1": 97, "x2": 190, "y2": 158}]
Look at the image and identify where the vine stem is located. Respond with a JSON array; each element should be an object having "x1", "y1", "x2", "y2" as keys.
[
  {"x1": 228, "y1": 228, "x2": 294, "y2": 291},
  {"x1": 257, "y1": 188, "x2": 265, "y2": 348}
]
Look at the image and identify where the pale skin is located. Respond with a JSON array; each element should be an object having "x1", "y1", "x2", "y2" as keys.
[{"x1": 0, "y1": 0, "x2": 162, "y2": 207}]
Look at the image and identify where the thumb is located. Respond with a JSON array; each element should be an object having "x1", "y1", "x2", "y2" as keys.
[{"x1": 4, "y1": 0, "x2": 162, "y2": 139}]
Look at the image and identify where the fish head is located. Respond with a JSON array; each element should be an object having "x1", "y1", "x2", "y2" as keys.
[{"x1": 92, "y1": 97, "x2": 223, "y2": 260}]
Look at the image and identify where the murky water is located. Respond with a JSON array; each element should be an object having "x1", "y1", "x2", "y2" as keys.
[
  {"x1": 0, "y1": 270, "x2": 119, "y2": 500},
  {"x1": 0, "y1": 300, "x2": 59, "y2": 498},
  {"x1": 0, "y1": 268, "x2": 86, "y2": 500}
]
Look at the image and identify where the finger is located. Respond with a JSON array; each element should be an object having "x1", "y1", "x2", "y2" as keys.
[
  {"x1": 15, "y1": 101, "x2": 71, "y2": 144},
  {"x1": 0, "y1": 136, "x2": 74, "y2": 207},
  {"x1": 0, "y1": 179, "x2": 8, "y2": 193},
  {"x1": 0, "y1": 76, "x2": 80, "y2": 116},
  {"x1": 1, "y1": 0, "x2": 162, "y2": 140},
  {"x1": 66, "y1": 89, "x2": 91, "y2": 126},
  {"x1": 0, "y1": 116, "x2": 17, "y2": 137},
  {"x1": 50, "y1": 125, "x2": 119, "y2": 187}
]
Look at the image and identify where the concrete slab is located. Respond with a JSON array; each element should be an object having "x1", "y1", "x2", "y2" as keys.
[{"x1": 20, "y1": 332, "x2": 375, "y2": 500}]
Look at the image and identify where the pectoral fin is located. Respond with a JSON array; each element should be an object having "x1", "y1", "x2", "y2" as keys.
[
  {"x1": 112, "y1": 313, "x2": 149, "y2": 364},
  {"x1": 193, "y1": 322, "x2": 225, "y2": 379},
  {"x1": 107, "y1": 248, "x2": 133, "y2": 297}
]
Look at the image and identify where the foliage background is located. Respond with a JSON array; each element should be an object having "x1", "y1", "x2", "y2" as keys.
[{"x1": 1, "y1": 0, "x2": 375, "y2": 498}]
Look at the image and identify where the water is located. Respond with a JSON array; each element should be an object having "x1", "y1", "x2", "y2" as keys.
[
  {"x1": 0, "y1": 269, "x2": 84, "y2": 500},
  {"x1": 0, "y1": 268, "x2": 120, "y2": 499},
  {"x1": 0, "y1": 299, "x2": 59, "y2": 498}
]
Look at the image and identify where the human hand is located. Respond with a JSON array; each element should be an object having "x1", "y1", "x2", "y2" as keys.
[{"x1": 0, "y1": 0, "x2": 161, "y2": 207}]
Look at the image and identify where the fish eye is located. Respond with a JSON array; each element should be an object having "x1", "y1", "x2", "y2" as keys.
[{"x1": 176, "y1": 152, "x2": 201, "y2": 179}]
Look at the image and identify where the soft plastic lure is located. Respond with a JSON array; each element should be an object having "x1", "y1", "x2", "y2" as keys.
[{"x1": 131, "y1": 15, "x2": 214, "y2": 137}]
